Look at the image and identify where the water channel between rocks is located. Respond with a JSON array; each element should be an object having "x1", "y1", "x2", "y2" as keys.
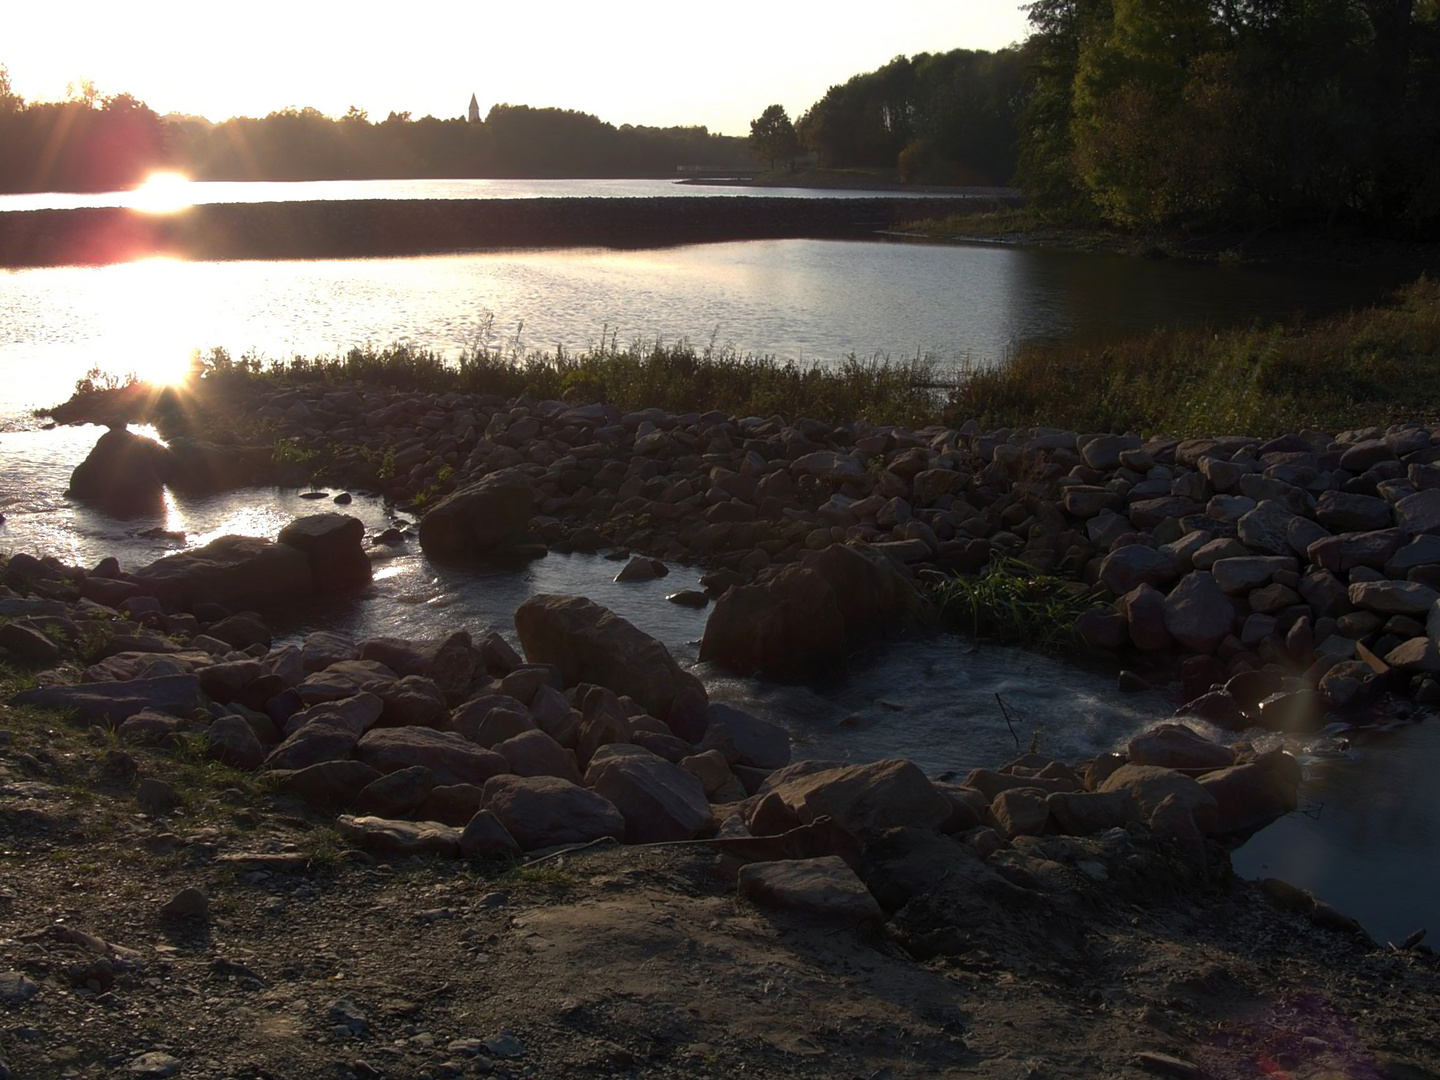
[{"x1": 2, "y1": 446, "x2": 1435, "y2": 944}]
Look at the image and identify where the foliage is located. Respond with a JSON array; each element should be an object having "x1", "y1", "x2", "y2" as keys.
[
  {"x1": 926, "y1": 557, "x2": 1104, "y2": 650},
  {"x1": 196, "y1": 337, "x2": 950, "y2": 429},
  {"x1": 948, "y1": 278, "x2": 1440, "y2": 437},
  {"x1": 1020, "y1": 0, "x2": 1440, "y2": 232},
  {"x1": 748, "y1": 104, "x2": 800, "y2": 171},
  {"x1": 797, "y1": 49, "x2": 1024, "y2": 185}
]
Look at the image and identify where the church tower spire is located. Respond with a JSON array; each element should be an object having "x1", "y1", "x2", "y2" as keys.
[{"x1": 468, "y1": 93, "x2": 480, "y2": 123}]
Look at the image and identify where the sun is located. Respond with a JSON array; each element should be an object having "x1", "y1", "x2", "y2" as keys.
[{"x1": 131, "y1": 171, "x2": 194, "y2": 215}]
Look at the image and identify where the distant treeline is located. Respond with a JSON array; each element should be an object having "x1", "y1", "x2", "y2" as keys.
[{"x1": 0, "y1": 70, "x2": 750, "y2": 191}]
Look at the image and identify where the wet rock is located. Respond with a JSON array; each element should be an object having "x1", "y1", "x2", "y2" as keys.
[
  {"x1": 277, "y1": 512, "x2": 372, "y2": 592},
  {"x1": 1126, "y1": 723, "x2": 1236, "y2": 771},
  {"x1": 614, "y1": 555, "x2": 667, "y2": 582},
  {"x1": 69, "y1": 427, "x2": 172, "y2": 517},
  {"x1": 133, "y1": 535, "x2": 313, "y2": 610},
  {"x1": 738, "y1": 856, "x2": 882, "y2": 921},
  {"x1": 418, "y1": 469, "x2": 535, "y2": 558},
  {"x1": 698, "y1": 702, "x2": 791, "y2": 769}
]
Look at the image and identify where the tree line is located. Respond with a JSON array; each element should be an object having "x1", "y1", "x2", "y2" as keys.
[
  {"x1": 754, "y1": 1, "x2": 1439, "y2": 232},
  {"x1": 0, "y1": 70, "x2": 749, "y2": 192}
]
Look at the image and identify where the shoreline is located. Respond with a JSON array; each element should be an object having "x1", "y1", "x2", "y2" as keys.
[{"x1": 0, "y1": 196, "x2": 963, "y2": 268}]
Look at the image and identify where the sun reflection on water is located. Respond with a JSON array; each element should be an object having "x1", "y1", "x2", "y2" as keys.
[{"x1": 92, "y1": 257, "x2": 204, "y2": 388}]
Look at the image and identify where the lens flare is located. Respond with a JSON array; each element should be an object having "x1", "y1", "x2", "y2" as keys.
[{"x1": 132, "y1": 171, "x2": 194, "y2": 214}]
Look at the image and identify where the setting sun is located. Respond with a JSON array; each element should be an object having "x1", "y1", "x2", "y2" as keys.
[{"x1": 131, "y1": 170, "x2": 193, "y2": 214}]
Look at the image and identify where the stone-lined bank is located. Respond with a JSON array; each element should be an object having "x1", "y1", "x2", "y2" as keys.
[
  {"x1": 1, "y1": 516, "x2": 1325, "y2": 946},
  {"x1": 62, "y1": 381, "x2": 1440, "y2": 727}
]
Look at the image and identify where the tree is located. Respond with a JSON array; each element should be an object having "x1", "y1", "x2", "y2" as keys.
[{"x1": 748, "y1": 104, "x2": 799, "y2": 171}]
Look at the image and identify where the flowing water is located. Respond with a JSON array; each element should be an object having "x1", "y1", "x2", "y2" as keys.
[{"x1": 0, "y1": 187, "x2": 1429, "y2": 940}]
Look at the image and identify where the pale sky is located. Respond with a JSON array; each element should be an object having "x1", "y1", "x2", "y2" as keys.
[{"x1": 4, "y1": 1, "x2": 1031, "y2": 136}]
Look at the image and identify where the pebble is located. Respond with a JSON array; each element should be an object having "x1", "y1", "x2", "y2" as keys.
[{"x1": 128, "y1": 1052, "x2": 182, "y2": 1077}]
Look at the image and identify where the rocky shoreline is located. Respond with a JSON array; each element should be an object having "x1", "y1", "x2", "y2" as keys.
[
  {"x1": 58, "y1": 378, "x2": 1440, "y2": 725},
  {"x1": 5, "y1": 385, "x2": 1440, "y2": 1073},
  {"x1": 2, "y1": 504, "x2": 1438, "y2": 1076}
]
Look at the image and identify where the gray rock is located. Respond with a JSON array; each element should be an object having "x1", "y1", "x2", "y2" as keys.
[
  {"x1": 699, "y1": 703, "x2": 791, "y2": 769},
  {"x1": 738, "y1": 856, "x2": 883, "y2": 921},
  {"x1": 766, "y1": 759, "x2": 951, "y2": 840},
  {"x1": 449, "y1": 694, "x2": 535, "y2": 748},
  {"x1": 1394, "y1": 488, "x2": 1440, "y2": 535},
  {"x1": 13, "y1": 674, "x2": 205, "y2": 728},
  {"x1": 352, "y1": 766, "x2": 435, "y2": 817},
  {"x1": 1315, "y1": 491, "x2": 1393, "y2": 532},
  {"x1": 459, "y1": 809, "x2": 522, "y2": 858},
  {"x1": 1308, "y1": 528, "x2": 1409, "y2": 572},
  {"x1": 205, "y1": 715, "x2": 266, "y2": 770},
  {"x1": 1098, "y1": 545, "x2": 1182, "y2": 596},
  {"x1": 418, "y1": 469, "x2": 535, "y2": 558},
  {"x1": 265, "y1": 722, "x2": 358, "y2": 771},
  {"x1": 1348, "y1": 579, "x2": 1440, "y2": 616},
  {"x1": 1046, "y1": 790, "x2": 1134, "y2": 835},
  {"x1": 159, "y1": 887, "x2": 210, "y2": 921},
  {"x1": 0, "y1": 971, "x2": 39, "y2": 1005},
  {"x1": 990, "y1": 788, "x2": 1049, "y2": 839},
  {"x1": 128, "y1": 1052, "x2": 183, "y2": 1078},
  {"x1": 1236, "y1": 500, "x2": 1296, "y2": 555},
  {"x1": 335, "y1": 814, "x2": 462, "y2": 856}
]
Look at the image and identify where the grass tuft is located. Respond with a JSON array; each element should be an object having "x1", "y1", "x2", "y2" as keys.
[{"x1": 926, "y1": 557, "x2": 1105, "y2": 650}]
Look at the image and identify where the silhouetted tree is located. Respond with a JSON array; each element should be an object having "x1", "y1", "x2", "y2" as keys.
[{"x1": 748, "y1": 104, "x2": 799, "y2": 170}]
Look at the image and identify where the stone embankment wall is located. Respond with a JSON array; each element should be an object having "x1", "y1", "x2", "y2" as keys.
[{"x1": 0, "y1": 197, "x2": 956, "y2": 266}]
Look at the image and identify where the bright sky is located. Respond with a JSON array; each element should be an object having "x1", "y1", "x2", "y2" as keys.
[{"x1": 4, "y1": 1, "x2": 1031, "y2": 136}]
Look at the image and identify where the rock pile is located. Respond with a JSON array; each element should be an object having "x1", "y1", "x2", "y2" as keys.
[
  {"x1": 3, "y1": 519, "x2": 1300, "y2": 925},
  {"x1": 64, "y1": 386, "x2": 1440, "y2": 719}
]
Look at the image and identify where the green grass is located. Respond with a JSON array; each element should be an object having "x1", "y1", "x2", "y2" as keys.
[
  {"x1": 925, "y1": 557, "x2": 1105, "y2": 650},
  {"x1": 948, "y1": 278, "x2": 1440, "y2": 437}
]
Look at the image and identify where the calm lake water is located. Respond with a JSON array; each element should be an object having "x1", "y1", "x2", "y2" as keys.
[
  {"x1": 0, "y1": 236, "x2": 1390, "y2": 423},
  {"x1": 0, "y1": 190, "x2": 1429, "y2": 941}
]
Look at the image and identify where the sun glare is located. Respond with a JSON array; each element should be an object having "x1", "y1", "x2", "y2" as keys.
[
  {"x1": 97, "y1": 257, "x2": 204, "y2": 387},
  {"x1": 132, "y1": 171, "x2": 194, "y2": 214}
]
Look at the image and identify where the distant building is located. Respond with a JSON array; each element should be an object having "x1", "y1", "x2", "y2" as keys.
[{"x1": 468, "y1": 94, "x2": 480, "y2": 123}]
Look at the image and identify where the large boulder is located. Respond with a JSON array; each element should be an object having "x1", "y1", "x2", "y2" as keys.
[
  {"x1": 167, "y1": 438, "x2": 272, "y2": 495},
  {"x1": 1125, "y1": 723, "x2": 1236, "y2": 771},
  {"x1": 513, "y1": 594, "x2": 703, "y2": 722},
  {"x1": 132, "y1": 535, "x2": 313, "y2": 610},
  {"x1": 479, "y1": 774, "x2": 625, "y2": 850},
  {"x1": 278, "y1": 513, "x2": 372, "y2": 593},
  {"x1": 1163, "y1": 571, "x2": 1234, "y2": 653},
  {"x1": 698, "y1": 703, "x2": 792, "y2": 769},
  {"x1": 1197, "y1": 753, "x2": 1300, "y2": 834},
  {"x1": 583, "y1": 751, "x2": 712, "y2": 843},
  {"x1": 68, "y1": 427, "x2": 173, "y2": 517},
  {"x1": 418, "y1": 469, "x2": 535, "y2": 558},
  {"x1": 355, "y1": 727, "x2": 508, "y2": 787}
]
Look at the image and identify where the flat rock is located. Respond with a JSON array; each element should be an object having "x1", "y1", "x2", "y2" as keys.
[
  {"x1": 767, "y1": 758, "x2": 951, "y2": 839},
  {"x1": 1126, "y1": 723, "x2": 1236, "y2": 771},
  {"x1": 336, "y1": 814, "x2": 462, "y2": 856},
  {"x1": 584, "y1": 751, "x2": 712, "y2": 843},
  {"x1": 356, "y1": 727, "x2": 508, "y2": 787},
  {"x1": 13, "y1": 674, "x2": 205, "y2": 727},
  {"x1": 738, "y1": 856, "x2": 882, "y2": 921}
]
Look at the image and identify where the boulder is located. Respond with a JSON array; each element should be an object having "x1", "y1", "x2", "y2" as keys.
[
  {"x1": 284, "y1": 692, "x2": 384, "y2": 738},
  {"x1": 273, "y1": 760, "x2": 381, "y2": 807},
  {"x1": 766, "y1": 759, "x2": 951, "y2": 840},
  {"x1": 204, "y1": 715, "x2": 266, "y2": 770},
  {"x1": 514, "y1": 594, "x2": 703, "y2": 722},
  {"x1": 1125, "y1": 723, "x2": 1236, "y2": 771},
  {"x1": 493, "y1": 729, "x2": 582, "y2": 783},
  {"x1": 1098, "y1": 546, "x2": 1182, "y2": 596},
  {"x1": 418, "y1": 469, "x2": 535, "y2": 558},
  {"x1": 1394, "y1": 488, "x2": 1440, "y2": 535},
  {"x1": 355, "y1": 727, "x2": 508, "y2": 787},
  {"x1": 990, "y1": 788, "x2": 1049, "y2": 839},
  {"x1": 738, "y1": 856, "x2": 883, "y2": 921},
  {"x1": 413, "y1": 783, "x2": 487, "y2": 826},
  {"x1": 699, "y1": 566, "x2": 845, "y2": 678},
  {"x1": 479, "y1": 774, "x2": 625, "y2": 850},
  {"x1": 449, "y1": 694, "x2": 535, "y2": 747},
  {"x1": 379, "y1": 675, "x2": 449, "y2": 727},
  {"x1": 459, "y1": 809, "x2": 522, "y2": 858},
  {"x1": 336, "y1": 815, "x2": 461, "y2": 857},
  {"x1": 277, "y1": 513, "x2": 372, "y2": 592},
  {"x1": 295, "y1": 660, "x2": 397, "y2": 705},
  {"x1": 698, "y1": 703, "x2": 791, "y2": 769},
  {"x1": 132, "y1": 535, "x2": 313, "y2": 611},
  {"x1": 584, "y1": 752, "x2": 712, "y2": 843},
  {"x1": 1348, "y1": 580, "x2": 1440, "y2": 617},
  {"x1": 68, "y1": 427, "x2": 172, "y2": 517},
  {"x1": 1163, "y1": 572, "x2": 1234, "y2": 653},
  {"x1": 13, "y1": 674, "x2": 205, "y2": 727},
  {"x1": 1197, "y1": 755, "x2": 1299, "y2": 835},
  {"x1": 1045, "y1": 790, "x2": 1134, "y2": 835},
  {"x1": 1236, "y1": 501, "x2": 1296, "y2": 555},
  {"x1": 1099, "y1": 764, "x2": 1218, "y2": 833},
  {"x1": 1307, "y1": 529, "x2": 1408, "y2": 573},
  {"x1": 264, "y1": 722, "x2": 358, "y2": 771},
  {"x1": 351, "y1": 766, "x2": 435, "y2": 818}
]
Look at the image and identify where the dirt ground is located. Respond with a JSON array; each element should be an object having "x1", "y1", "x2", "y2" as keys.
[{"x1": 2, "y1": 706, "x2": 1438, "y2": 1080}]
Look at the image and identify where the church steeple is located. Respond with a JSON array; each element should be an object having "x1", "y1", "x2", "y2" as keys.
[{"x1": 468, "y1": 93, "x2": 480, "y2": 123}]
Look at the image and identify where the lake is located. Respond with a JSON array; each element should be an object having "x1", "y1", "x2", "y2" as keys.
[{"x1": 0, "y1": 185, "x2": 1429, "y2": 943}]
